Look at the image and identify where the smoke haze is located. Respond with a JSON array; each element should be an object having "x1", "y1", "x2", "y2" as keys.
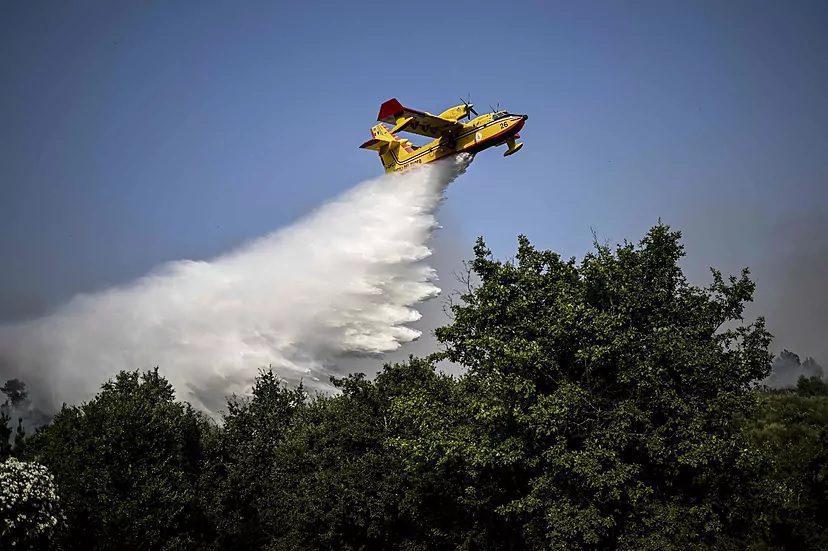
[
  {"x1": 764, "y1": 350, "x2": 824, "y2": 389},
  {"x1": 0, "y1": 157, "x2": 470, "y2": 414}
]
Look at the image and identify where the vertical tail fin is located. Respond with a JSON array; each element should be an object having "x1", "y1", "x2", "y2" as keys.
[{"x1": 371, "y1": 124, "x2": 392, "y2": 140}]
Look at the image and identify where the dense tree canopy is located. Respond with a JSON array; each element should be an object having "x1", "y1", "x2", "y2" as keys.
[
  {"x1": 25, "y1": 369, "x2": 211, "y2": 550},
  {"x1": 749, "y1": 378, "x2": 828, "y2": 549},
  {"x1": 5, "y1": 223, "x2": 826, "y2": 549},
  {"x1": 393, "y1": 225, "x2": 774, "y2": 549}
]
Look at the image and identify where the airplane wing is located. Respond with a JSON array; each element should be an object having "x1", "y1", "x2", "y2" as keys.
[{"x1": 377, "y1": 98, "x2": 464, "y2": 139}]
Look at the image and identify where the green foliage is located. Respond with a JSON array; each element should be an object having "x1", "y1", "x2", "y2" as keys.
[
  {"x1": 13, "y1": 418, "x2": 26, "y2": 457},
  {"x1": 26, "y1": 368, "x2": 212, "y2": 550},
  {"x1": 749, "y1": 387, "x2": 828, "y2": 549},
  {"x1": 392, "y1": 224, "x2": 774, "y2": 549},
  {"x1": 1, "y1": 379, "x2": 29, "y2": 461},
  {"x1": 264, "y1": 370, "x2": 410, "y2": 549},
  {"x1": 201, "y1": 360, "x2": 461, "y2": 550},
  {"x1": 796, "y1": 375, "x2": 828, "y2": 397},
  {"x1": 200, "y1": 368, "x2": 306, "y2": 549}
]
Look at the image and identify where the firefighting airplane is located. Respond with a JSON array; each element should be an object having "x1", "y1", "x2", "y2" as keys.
[{"x1": 360, "y1": 97, "x2": 528, "y2": 173}]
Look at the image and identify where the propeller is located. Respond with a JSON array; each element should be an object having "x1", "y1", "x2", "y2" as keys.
[{"x1": 460, "y1": 94, "x2": 478, "y2": 120}]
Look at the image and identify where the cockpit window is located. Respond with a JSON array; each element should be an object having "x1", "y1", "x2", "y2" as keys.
[{"x1": 493, "y1": 111, "x2": 508, "y2": 120}]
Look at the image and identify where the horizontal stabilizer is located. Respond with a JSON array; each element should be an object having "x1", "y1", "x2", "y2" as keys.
[{"x1": 359, "y1": 138, "x2": 383, "y2": 150}]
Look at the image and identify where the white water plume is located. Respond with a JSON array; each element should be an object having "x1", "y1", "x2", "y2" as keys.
[{"x1": 0, "y1": 156, "x2": 471, "y2": 413}]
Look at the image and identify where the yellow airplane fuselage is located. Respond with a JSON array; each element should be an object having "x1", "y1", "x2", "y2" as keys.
[
  {"x1": 360, "y1": 99, "x2": 528, "y2": 173},
  {"x1": 381, "y1": 112, "x2": 527, "y2": 173}
]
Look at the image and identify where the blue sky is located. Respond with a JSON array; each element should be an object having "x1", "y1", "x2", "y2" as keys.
[{"x1": 2, "y1": 1, "x2": 827, "y2": 358}]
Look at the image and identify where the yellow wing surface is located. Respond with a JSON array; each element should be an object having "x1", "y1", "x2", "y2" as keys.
[{"x1": 377, "y1": 98, "x2": 464, "y2": 138}]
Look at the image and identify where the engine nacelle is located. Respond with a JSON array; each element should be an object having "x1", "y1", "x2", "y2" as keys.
[{"x1": 438, "y1": 104, "x2": 472, "y2": 122}]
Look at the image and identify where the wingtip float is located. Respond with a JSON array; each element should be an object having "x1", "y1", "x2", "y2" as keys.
[{"x1": 360, "y1": 97, "x2": 528, "y2": 173}]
